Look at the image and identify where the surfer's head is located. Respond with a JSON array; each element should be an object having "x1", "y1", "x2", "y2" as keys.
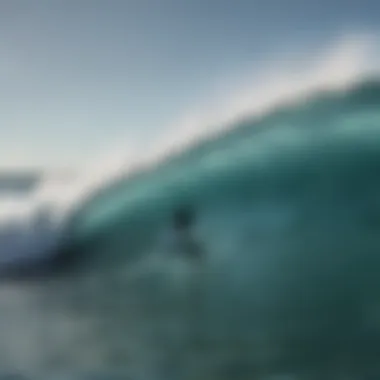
[{"x1": 173, "y1": 206, "x2": 195, "y2": 230}]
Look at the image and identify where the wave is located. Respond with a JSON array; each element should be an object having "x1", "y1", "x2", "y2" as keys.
[
  {"x1": 0, "y1": 34, "x2": 380, "y2": 378},
  {"x1": 0, "y1": 33, "x2": 371, "y2": 271},
  {"x1": 0, "y1": 38, "x2": 380, "y2": 271},
  {"x1": 42, "y1": 76, "x2": 380, "y2": 378},
  {"x1": 67, "y1": 78, "x2": 380, "y2": 241}
]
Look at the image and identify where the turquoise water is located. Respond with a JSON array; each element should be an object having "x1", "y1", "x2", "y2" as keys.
[
  {"x1": 50, "y1": 78, "x2": 380, "y2": 378},
  {"x1": 2, "y1": 79, "x2": 380, "y2": 379}
]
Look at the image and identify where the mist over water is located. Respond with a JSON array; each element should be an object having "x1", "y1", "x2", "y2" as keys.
[{"x1": 0, "y1": 35, "x2": 380, "y2": 379}]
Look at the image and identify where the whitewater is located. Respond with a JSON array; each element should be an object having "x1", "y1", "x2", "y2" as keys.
[{"x1": 0, "y1": 34, "x2": 380, "y2": 379}]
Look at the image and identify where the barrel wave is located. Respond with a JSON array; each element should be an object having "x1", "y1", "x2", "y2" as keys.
[
  {"x1": 1, "y1": 79, "x2": 380, "y2": 379},
  {"x1": 49, "y1": 78, "x2": 380, "y2": 378}
]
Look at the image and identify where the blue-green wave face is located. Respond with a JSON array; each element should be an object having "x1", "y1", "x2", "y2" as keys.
[{"x1": 64, "y1": 79, "x2": 380, "y2": 375}]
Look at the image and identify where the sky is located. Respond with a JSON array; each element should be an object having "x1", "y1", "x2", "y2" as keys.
[{"x1": 0, "y1": 0, "x2": 380, "y2": 171}]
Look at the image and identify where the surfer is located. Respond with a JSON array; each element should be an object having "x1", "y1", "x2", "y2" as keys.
[
  {"x1": 172, "y1": 206, "x2": 207, "y2": 354},
  {"x1": 172, "y1": 206, "x2": 203, "y2": 263}
]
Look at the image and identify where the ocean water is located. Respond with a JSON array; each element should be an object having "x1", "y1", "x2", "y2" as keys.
[{"x1": 0, "y1": 79, "x2": 380, "y2": 379}]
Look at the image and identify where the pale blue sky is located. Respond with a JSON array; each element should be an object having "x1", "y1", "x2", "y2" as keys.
[{"x1": 0, "y1": 0, "x2": 379, "y2": 169}]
